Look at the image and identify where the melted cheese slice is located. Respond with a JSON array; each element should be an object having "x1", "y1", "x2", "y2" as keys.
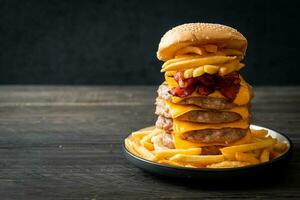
[
  {"x1": 165, "y1": 100, "x2": 249, "y2": 119},
  {"x1": 172, "y1": 130, "x2": 251, "y2": 149},
  {"x1": 165, "y1": 75, "x2": 251, "y2": 105},
  {"x1": 173, "y1": 119, "x2": 249, "y2": 135}
]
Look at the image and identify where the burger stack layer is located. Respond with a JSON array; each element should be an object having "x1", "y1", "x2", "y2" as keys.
[{"x1": 154, "y1": 45, "x2": 252, "y2": 155}]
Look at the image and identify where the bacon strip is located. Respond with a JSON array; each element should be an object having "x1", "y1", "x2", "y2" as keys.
[
  {"x1": 217, "y1": 72, "x2": 241, "y2": 101},
  {"x1": 169, "y1": 72, "x2": 241, "y2": 101},
  {"x1": 169, "y1": 83, "x2": 195, "y2": 97}
]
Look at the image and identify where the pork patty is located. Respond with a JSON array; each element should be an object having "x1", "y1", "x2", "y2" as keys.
[
  {"x1": 181, "y1": 128, "x2": 248, "y2": 144},
  {"x1": 155, "y1": 116, "x2": 173, "y2": 133},
  {"x1": 155, "y1": 98, "x2": 241, "y2": 123},
  {"x1": 157, "y1": 83, "x2": 236, "y2": 110},
  {"x1": 151, "y1": 131, "x2": 224, "y2": 155},
  {"x1": 151, "y1": 133, "x2": 175, "y2": 150},
  {"x1": 155, "y1": 116, "x2": 248, "y2": 144}
]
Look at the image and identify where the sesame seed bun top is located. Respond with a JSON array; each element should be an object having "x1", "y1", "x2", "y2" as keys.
[{"x1": 157, "y1": 23, "x2": 248, "y2": 61}]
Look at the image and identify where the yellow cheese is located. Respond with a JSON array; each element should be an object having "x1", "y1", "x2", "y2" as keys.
[
  {"x1": 165, "y1": 101, "x2": 202, "y2": 118},
  {"x1": 173, "y1": 133, "x2": 212, "y2": 149},
  {"x1": 165, "y1": 75, "x2": 251, "y2": 105},
  {"x1": 231, "y1": 130, "x2": 252, "y2": 145},
  {"x1": 234, "y1": 76, "x2": 251, "y2": 105},
  {"x1": 173, "y1": 119, "x2": 249, "y2": 135},
  {"x1": 165, "y1": 100, "x2": 249, "y2": 119},
  {"x1": 165, "y1": 75, "x2": 178, "y2": 88},
  {"x1": 173, "y1": 130, "x2": 251, "y2": 149}
]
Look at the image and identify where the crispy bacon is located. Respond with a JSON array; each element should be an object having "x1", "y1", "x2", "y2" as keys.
[
  {"x1": 217, "y1": 72, "x2": 241, "y2": 101},
  {"x1": 197, "y1": 73, "x2": 216, "y2": 87},
  {"x1": 169, "y1": 84, "x2": 195, "y2": 97},
  {"x1": 169, "y1": 71, "x2": 241, "y2": 101},
  {"x1": 174, "y1": 72, "x2": 198, "y2": 88},
  {"x1": 198, "y1": 85, "x2": 214, "y2": 96},
  {"x1": 169, "y1": 72, "x2": 198, "y2": 97}
]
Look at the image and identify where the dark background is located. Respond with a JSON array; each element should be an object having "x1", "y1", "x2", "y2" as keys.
[{"x1": 0, "y1": 0, "x2": 299, "y2": 85}]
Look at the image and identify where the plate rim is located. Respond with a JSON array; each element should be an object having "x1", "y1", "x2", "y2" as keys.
[{"x1": 123, "y1": 124, "x2": 293, "y2": 172}]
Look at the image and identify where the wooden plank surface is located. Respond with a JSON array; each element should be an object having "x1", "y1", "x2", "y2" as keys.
[{"x1": 0, "y1": 86, "x2": 299, "y2": 200}]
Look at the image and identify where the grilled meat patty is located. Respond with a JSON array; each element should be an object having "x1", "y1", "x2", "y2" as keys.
[
  {"x1": 155, "y1": 98, "x2": 242, "y2": 123},
  {"x1": 151, "y1": 131, "x2": 223, "y2": 155},
  {"x1": 155, "y1": 116, "x2": 248, "y2": 144},
  {"x1": 181, "y1": 128, "x2": 248, "y2": 144},
  {"x1": 151, "y1": 133, "x2": 175, "y2": 150},
  {"x1": 157, "y1": 83, "x2": 236, "y2": 110},
  {"x1": 155, "y1": 116, "x2": 173, "y2": 133}
]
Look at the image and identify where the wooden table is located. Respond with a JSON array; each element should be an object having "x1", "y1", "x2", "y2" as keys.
[{"x1": 0, "y1": 86, "x2": 299, "y2": 199}]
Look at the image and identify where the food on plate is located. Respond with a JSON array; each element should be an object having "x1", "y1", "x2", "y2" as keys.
[
  {"x1": 125, "y1": 23, "x2": 288, "y2": 168},
  {"x1": 125, "y1": 127, "x2": 287, "y2": 168}
]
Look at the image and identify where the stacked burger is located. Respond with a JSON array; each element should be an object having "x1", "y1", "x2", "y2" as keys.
[
  {"x1": 152, "y1": 23, "x2": 252, "y2": 155},
  {"x1": 125, "y1": 23, "x2": 288, "y2": 168}
]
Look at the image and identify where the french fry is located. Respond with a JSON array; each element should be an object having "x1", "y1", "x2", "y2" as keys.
[
  {"x1": 169, "y1": 154, "x2": 224, "y2": 165},
  {"x1": 219, "y1": 49, "x2": 243, "y2": 56},
  {"x1": 236, "y1": 63, "x2": 245, "y2": 71},
  {"x1": 251, "y1": 137, "x2": 261, "y2": 143},
  {"x1": 251, "y1": 149, "x2": 262, "y2": 158},
  {"x1": 174, "y1": 55, "x2": 184, "y2": 58},
  {"x1": 154, "y1": 148, "x2": 202, "y2": 159},
  {"x1": 175, "y1": 52, "x2": 225, "y2": 58},
  {"x1": 260, "y1": 149, "x2": 270, "y2": 162},
  {"x1": 164, "y1": 70, "x2": 176, "y2": 77},
  {"x1": 162, "y1": 55, "x2": 202, "y2": 69},
  {"x1": 140, "y1": 128, "x2": 162, "y2": 145},
  {"x1": 231, "y1": 131, "x2": 252, "y2": 145},
  {"x1": 176, "y1": 46, "x2": 205, "y2": 56},
  {"x1": 270, "y1": 150, "x2": 281, "y2": 159},
  {"x1": 218, "y1": 60, "x2": 241, "y2": 76},
  {"x1": 235, "y1": 152, "x2": 259, "y2": 164},
  {"x1": 204, "y1": 44, "x2": 218, "y2": 53},
  {"x1": 158, "y1": 159, "x2": 186, "y2": 167},
  {"x1": 203, "y1": 65, "x2": 219, "y2": 74},
  {"x1": 184, "y1": 164, "x2": 197, "y2": 168},
  {"x1": 128, "y1": 136, "x2": 155, "y2": 161},
  {"x1": 125, "y1": 138, "x2": 141, "y2": 157},
  {"x1": 192, "y1": 66, "x2": 204, "y2": 77},
  {"x1": 131, "y1": 126, "x2": 156, "y2": 139},
  {"x1": 161, "y1": 56, "x2": 236, "y2": 72},
  {"x1": 184, "y1": 68, "x2": 194, "y2": 79},
  {"x1": 221, "y1": 139, "x2": 275, "y2": 159},
  {"x1": 175, "y1": 54, "x2": 196, "y2": 58},
  {"x1": 143, "y1": 141, "x2": 154, "y2": 151},
  {"x1": 251, "y1": 129, "x2": 268, "y2": 138},
  {"x1": 273, "y1": 141, "x2": 288, "y2": 152},
  {"x1": 132, "y1": 131, "x2": 152, "y2": 139},
  {"x1": 207, "y1": 161, "x2": 251, "y2": 168}
]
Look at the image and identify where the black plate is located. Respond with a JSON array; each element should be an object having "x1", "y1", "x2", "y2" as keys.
[{"x1": 123, "y1": 125, "x2": 293, "y2": 180}]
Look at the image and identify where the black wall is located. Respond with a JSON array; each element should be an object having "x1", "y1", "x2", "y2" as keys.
[{"x1": 0, "y1": 0, "x2": 299, "y2": 85}]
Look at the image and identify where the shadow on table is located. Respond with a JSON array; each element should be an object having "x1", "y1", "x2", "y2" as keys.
[{"x1": 144, "y1": 160, "x2": 297, "y2": 190}]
